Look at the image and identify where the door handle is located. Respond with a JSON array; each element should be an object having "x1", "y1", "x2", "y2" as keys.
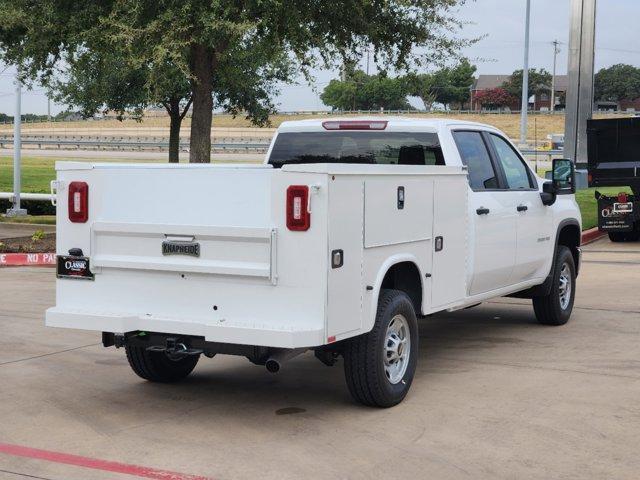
[
  {"x1": 517, "y1": 205, "x2": 528, "y2": 212},
  {"x1": 476, "y1": 207, "x2": 490, "y2": 215}
]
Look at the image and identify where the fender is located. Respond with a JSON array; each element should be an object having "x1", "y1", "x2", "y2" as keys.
[
  {"x1": 510, "y1": 217, "x2": 581, "y2": 298},
  {"x1": 365, "y1": 253, "x2": 424, "y2": 332}
]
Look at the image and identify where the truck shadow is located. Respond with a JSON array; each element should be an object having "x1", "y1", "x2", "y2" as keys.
[{"x1": 100, "y1": 301, "x2": 547, "y2": 424}]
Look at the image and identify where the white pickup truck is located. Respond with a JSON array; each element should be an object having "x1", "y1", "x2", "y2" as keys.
[{"x1": 46, "y1": 118, "x2": 582, "y2": 407}]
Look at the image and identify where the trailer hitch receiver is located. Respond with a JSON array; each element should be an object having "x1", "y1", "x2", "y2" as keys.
[{"x1": 146, "y1": 337, "x2": 203, "y2": 356}]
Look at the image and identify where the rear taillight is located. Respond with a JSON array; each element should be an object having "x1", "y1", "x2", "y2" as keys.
[
  {"x1": 68, "y1": 181, "x2": 89, "y2": 223},
  {"x1": 286, "y1": 185, "x2": 310, "y2": 231}
]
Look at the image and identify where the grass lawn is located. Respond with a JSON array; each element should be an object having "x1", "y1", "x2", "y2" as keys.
[
  {"x1": 0, "y1": 155, "x2": 629, "y2": 230},
  {"x1": 0, "y1": 215, "x2": 56, "y2": 225},
  {"x1": 0, "y1": 156, "x2": 63, "y2": 193}
]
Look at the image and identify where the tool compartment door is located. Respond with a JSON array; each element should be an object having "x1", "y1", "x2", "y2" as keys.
[
  {"x1": 326, "y1": 176, "x2": 365, "y2": 339},
  {"x1": 364, "y1": 178, "x2": 432, "y2": 248},
  {"x1": 430, "y1": 177, "x2": 468, "y2": 308}
]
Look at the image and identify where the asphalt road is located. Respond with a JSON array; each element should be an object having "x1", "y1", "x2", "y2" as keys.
[{"x1": 0, "y1": 236, "x2": 638, "y2": 480}]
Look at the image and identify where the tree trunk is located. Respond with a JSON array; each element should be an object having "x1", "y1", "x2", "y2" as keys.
[
  {"x1": 189, "y1": 44, "x2": 215, "y2": 163},
  {"x1": 168, "y1": 99, "x2": 182, "y2": 164}
]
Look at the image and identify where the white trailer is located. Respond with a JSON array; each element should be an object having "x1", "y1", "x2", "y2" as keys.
[{"x1": 47, "y1": 118, "x2": 582, "y2": 407}]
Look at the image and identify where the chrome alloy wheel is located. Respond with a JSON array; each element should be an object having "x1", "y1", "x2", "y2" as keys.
[
  {"x1": 558, "y1": 263, "x2": 572, "y2": 310},
  {"x1": 384, "y1": 314, "x2": 411, "y2": 384}
]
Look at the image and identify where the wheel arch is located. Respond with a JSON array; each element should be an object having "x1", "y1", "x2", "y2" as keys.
[
  {"x1": 556, "y1": 218, "x2": 581, "y2": 275},
  {"x1": 367, "y1": 255, "x2": 424, "y2": 331}
]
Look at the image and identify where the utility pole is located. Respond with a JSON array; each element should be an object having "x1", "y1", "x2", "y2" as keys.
[
  {"x1": 7, "y1": 73, "x2": 26, "y2": 216},
  {"x1": 47, "y1": 95, "x2": 51, "y2": 122},
  {"x1": 565, "y1": 0, "x2": 597, "y2": 167},
  {"x1": 519, "y1": 0, "x2": 532, "y2": 145},
  {"x1": 550, "y1": 40, "x2": 561, "y2": 112}
]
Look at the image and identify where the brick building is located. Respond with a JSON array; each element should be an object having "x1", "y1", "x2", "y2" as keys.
[{"x1": 470, "y1": 74, "x2": 568, "y2": 112}]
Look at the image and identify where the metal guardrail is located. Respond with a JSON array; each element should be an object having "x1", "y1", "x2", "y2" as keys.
[
  {"x1": 0, "y1": 136, "x2": 270, "y2": 152},
  {"x1": 521, "y1": 149, "x2": 564, "y2": 157}
]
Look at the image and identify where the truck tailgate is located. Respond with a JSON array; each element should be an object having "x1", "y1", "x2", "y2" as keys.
[{"x1": 47, "y1": 163, "x2": 329, "y2": 348}]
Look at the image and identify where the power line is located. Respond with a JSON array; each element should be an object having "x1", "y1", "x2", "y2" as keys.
[{"x1": 598, "y1": 47, "x2": 640, "y2": 55}]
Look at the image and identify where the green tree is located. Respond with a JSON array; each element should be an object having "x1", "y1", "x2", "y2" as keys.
[
  {"x1": 406, "y1": 72, "x2": 437, "y2": 111},
  {"x1": 595, "y1": 64, "x2": 640, "y2": 108},
  {"x1": 406, "y1": 60, "x2": 476, "y2": 110},
  {"x1": 52, "y1": 48, "x2": 192, "y2": 162},
  {"x1": 502, "y1": 69, "x2": 552, "y2": 104},
  {"x1": 0, "y1": 0, "x2": 471, "y2": 163},
  {"x1": 321, "y1": 70, "x2": 410, "y2": 111},
  {"x1": 437, "y1": 59, "x2": 477, "y2": 109}
]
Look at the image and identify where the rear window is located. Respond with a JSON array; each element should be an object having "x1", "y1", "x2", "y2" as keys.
[{"x1": 268, "y1": 131, "x2": 444, "y2": 168}]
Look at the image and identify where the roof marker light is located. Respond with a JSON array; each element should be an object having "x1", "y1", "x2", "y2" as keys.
[{"x1": 322, "y1": 120, "x2": 388, "y2": 131}]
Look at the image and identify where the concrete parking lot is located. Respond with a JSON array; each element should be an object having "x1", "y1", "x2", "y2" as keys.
[{"x1": 0, "y1": 236, "x2": 638, "y2": 480}]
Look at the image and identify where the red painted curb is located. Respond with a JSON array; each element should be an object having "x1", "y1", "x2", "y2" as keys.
[
  {"x1": 0, "y1": 442, "x2": 213, "y2": 480},
  {"x1": 581, "y1": 227, "x2": 606, "y2": 245},
  {"x1": 0, "y1": 253, "x2": 56, "y2": 266}
]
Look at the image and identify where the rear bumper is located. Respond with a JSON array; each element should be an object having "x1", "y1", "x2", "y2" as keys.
[{"x1": 45, "y1": 307, "x2": 324, "y2": 349}]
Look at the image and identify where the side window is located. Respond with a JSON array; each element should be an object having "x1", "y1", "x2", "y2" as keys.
[
  {"x1": 453, "y1": 131, "x2": 499, "y2": 190},
  {"x1": 489, "y1": 134, "x2": 534, "y2": 189}
]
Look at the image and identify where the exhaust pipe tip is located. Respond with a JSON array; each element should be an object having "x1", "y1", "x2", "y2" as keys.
[{"x1": 265, "y1": 359, "x2": 280, "y2": 373}]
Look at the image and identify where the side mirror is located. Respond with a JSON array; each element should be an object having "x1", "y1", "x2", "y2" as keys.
[
  {"x1": 541, "y1": 181, "x2": 557, "y2": 206},
  {"x1": 552, "y1": 158, "x2": 576, "y2": 194}
]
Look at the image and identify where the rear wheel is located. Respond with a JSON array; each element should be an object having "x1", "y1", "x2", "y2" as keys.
[
  {"x1": 609, "y1": 232, "x2": 627, "y2": 242},
  {"x1": 343, "y1": 289, "x2": 418, "y2": 408},
  {"x1": 125, "y1": 345, "x2": 199, "y2": 382},
  {"x1": 533, "y1": 246, "x2": 576, "y2": 326},
  {"x1": 625, "y1": 229, "x2": 640, "y2": 241}
]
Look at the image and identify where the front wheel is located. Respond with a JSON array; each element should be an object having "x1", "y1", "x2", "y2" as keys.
[
  {"x1": 533, "y1": 245, "x2": 576, "y2": 326},
  {"x1": 343, "y1": 289, "x2": 419, "y2": 407}
]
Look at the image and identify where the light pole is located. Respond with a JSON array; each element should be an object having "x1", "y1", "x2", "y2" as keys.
[
  {"x1": 6, "y1": 73, "x2": 26, "y2": 217},
  {"x1": 519, "y1": 0, "x2": 532, "y2": 145}
]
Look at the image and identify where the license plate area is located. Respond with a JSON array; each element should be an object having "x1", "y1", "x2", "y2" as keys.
[
  {"x1": 57, "y1": 255, "x2": 95, "y2": 280},
  {"x1": 598, "y1": 198, "x2": 638, "y2": 231}
]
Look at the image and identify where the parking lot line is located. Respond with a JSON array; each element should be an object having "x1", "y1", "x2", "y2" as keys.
[{"x1": 0, "y1": 443, "x2": 213, "y2": 480}]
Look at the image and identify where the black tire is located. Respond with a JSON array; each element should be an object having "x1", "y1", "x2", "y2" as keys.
[
  {"x1": 625, "y1": 230, "x2": 640, "y2": 242},
  {"x1": 609, "y1": 232, "x2": 627, "y2": 242},
  {"x1": 343, "y1": 289, "x2": 419, "y2": 408},
  {"x1": 125, "y1": 345, "x2": 199, "y2": 382},
  {"x1": 533, "y1": 245, "x2": 576, "y2": 326}
]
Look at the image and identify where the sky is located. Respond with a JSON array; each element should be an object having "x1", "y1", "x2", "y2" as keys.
[{"x1": 0, "y1": 0, "x2": 638, "y2": 115}]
